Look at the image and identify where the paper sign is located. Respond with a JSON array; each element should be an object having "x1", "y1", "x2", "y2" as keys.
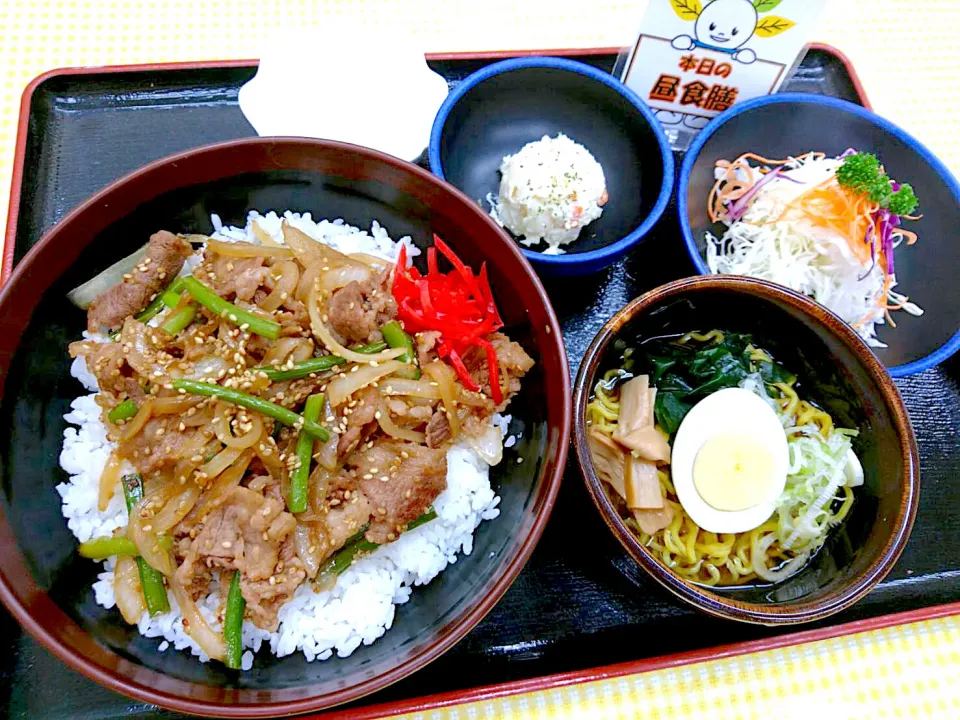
[{"x1": 621, "y1": 0, "x2": 827, "y2": 149}]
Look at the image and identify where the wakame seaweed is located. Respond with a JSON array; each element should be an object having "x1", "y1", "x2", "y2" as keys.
[{"x1": 634, "y1": 331, "x2": 794, "y2": 436}]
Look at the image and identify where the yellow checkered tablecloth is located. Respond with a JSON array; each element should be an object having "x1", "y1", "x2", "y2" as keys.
[
  {"x1": 377, "y1": 613, "x2": 960, "y2": 720},
  {"x1": 0, "y1": 1, "x2": 958, "y2": 718}
]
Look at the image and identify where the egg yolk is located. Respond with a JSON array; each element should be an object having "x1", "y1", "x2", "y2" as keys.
[{"x1": 693, "y1": 433, "x2": 778, "y2": 512}]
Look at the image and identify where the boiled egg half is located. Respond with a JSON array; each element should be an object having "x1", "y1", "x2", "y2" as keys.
[{"x1": 671, "y1": 387, "x2": 788, "y2": 533}]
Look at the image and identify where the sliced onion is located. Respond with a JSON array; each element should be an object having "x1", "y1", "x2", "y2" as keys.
[
  {"x1": 171, "y1": 580, "x2": 226, "y2": 661},
  {"x1": 120, "y1": 321, "x2": 164, "y2": 378},
  {"x1": 296, "y1": 260, "x2": 325, "y2": 303},
  {"x1": 379, "y1": 377, "x2": 441, "y2": 400},
  {"x1": 308, "y1": 287, "x2": 405, "y2": 363},
  {"x1": 464, "y1": 422, "x2": 503, "y2": 466},
  {"x1": 298, "y1": 231, "x2": 363, "y2": 269},
  {"x1": 349, "y1": 252, "x2": 391, "y2": 271},
  {"x1": 261, "y1": 336, "x2": 313, "y2": 368},
  {"x1": 197, "y1": 445, "x2": 244, "y2": 480},
  {"x1": 326, "y1": 360, "x2": 404, "y2": 407},
  {"x1": 120, "y1": 398, "x2": 155, "y2": 441},
  {"x1": 456, "y1": 388, "x2": 488, "y2": 408},
  {"x1": 150, "y1": 488, "x2": 201, "y2": 534},
  {"x1": 171, "y1": 436, "x2": 214, "y2": 490},
  {"x1": 191, "y1": 449, "x2": 254, "y2": 520},
  {"x1": 254, "y1": 438, "x2": 285, "y2": 478},
  {"x1": 424, "y1": 361, "x2": 460, "y2": 437},
  {"x1": 114, "y1": 555, "x2": 147, "y2": 624},
  {"x1": 185, "y1": 356, "x2": 230, "y2": 383},
  {"x1": 207, "y1": 238, "x2": 293, "y2": 259},
  {"x1": 259, "y1": 260, "x2": 300, "y2": 312},
  {"x1": 182, "y1": 404, "x2": 216, "y2": 427},
  {"x1": 283, "y1": 221, "x2": 368, "y2": 270},
  {"x1": 308, "y1": 464, "x2": 334, "y2": 512},
  {"x1": 251, "y1": 221, "x2": 281, "y2": 247},
  {"x1": 151, "y1": 483, "x2": 203, "y2": 534},
  {"x1": 318, "y1": 264, "x2": 371, "y2": 294},
  {"x1": 214, "y1": 405, "x2": 263, "y2": 449},
  {"x1": 293, "y1": 523, "x2": 324, "y2": 579},
  {"x1": 153, "y1": 396, "x2": 202, "y2": 415},
  {"x1": 282, "y1": 222, "x2": 326, "y2": 268},
  {"x1": 128, "y1": 495, "x2": 176, "y2": 576},
  {"x1": 99, "y1": 451, "x2": 123, "y2": 512},
  {"x1": 377, "y1": 403, "x2": 426, "y2": 443},
  {"x1": 67, "y1": 243, "x2": 149, "y2": 309}
]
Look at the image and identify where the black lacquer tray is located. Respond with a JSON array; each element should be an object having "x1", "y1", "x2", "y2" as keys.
[{"x1": 2, "y1": 46, "x2": 958, "y2": 720}]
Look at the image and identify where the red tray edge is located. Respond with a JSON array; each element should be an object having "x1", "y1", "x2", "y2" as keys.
[
  {"x1": 331, "y1": 600, "x2": 960, "y2": 720},
  {"x1": 2, "y1": 43, "x2": 867, "y2": 285},
  {"x1": 2, "y1": 42, "x2": 914, "y2": 719}
]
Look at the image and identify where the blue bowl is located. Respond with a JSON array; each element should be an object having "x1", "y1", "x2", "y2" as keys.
[
  {"x1": 429, "y1": 57, "x2": 674, "y2": 277},
  {"x1": 678, "y1": 93, "x2": 960, "y2": 377}
]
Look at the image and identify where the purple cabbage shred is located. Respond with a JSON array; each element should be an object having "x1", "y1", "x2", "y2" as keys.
[{"x1": 725, "y1": 167, "x2": 783, "y2": 221}]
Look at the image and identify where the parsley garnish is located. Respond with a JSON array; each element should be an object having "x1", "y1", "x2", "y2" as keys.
[{"x1": 836, "y1": 152, "x2": 918, "y2": 216}]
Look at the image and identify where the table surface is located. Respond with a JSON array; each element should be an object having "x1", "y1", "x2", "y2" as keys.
[{"x1": 0, "y1": 1, "x2": 958, "y2": 718}]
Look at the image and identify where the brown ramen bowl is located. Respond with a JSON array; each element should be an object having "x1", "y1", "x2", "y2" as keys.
[
  {"x1": 0, "y1": 138, "x2": 570, "y2": 716},
  {"x1": 573, "y1": 276, "x2": 919, "y2": 625}
]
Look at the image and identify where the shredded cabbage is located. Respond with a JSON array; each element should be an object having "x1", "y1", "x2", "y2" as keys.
[
  {"x1": 706, "y1": 154, "x2": 922, "y2": 348},
  {"x1": 740, "y1": 373, "x2": 860, "y2": 555}
]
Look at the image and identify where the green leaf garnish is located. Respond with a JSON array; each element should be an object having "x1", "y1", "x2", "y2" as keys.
[{"x1": 836, "y1": 152, "x2": 918, "y2": 215}]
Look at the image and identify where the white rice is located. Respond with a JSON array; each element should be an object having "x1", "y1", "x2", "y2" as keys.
[{"x1": 58, "y1": 211, "x2": 506, "y2": 665}]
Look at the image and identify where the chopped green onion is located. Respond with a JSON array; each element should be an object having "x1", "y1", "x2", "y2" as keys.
[
  {"x1": 407, "y1": 509, "x2": 438, "y2": 531},
  {"x1": 317, "y1": 528, "x2": 377, "y2": 580},
  {"x1": 224, "y1": 570, "x2": 245, "y2": 670},
  {"x1": 171, "y1": 379, "x2": 329, "y2": 440},
  {"x1": 137, "y1": 277, "x2": 187, "y2": 324},
  {"x1": 160, "y1": 303, "x2": 197, "y2": 335},
  {"x1": 160, "y1": 277, "x2": 186, "y2": 309},
  {"x1": 77, "y1": 534, "x2": 173, "y2": 560},
  {"x1": 289, "y1": 393, "x2": 324, "y2": 514},
  {"x1": 121, "y1": 474, "x2": 170, "y2": 615},
  {"x1": 107, "y1": 399, "x2": 139, "y2": 424},
  {"x1": 181, "y1": 276, "x2": 281, "y2": 340},
  {"x1": 381, "y1": 320, "x2": 420, "y2": 379},
  {"x1": 258, "y1": 342, "x2": 388, "y2": 381},
  {"x1": 260, "y1": 356, "x2": 345, "y2": 382},
  {"x1": 353, "y1": 341, "x2": 388, "y2": 354},
  {"x1": 136, "y1": 296, "x2": 166, "y2": 325},
  {"x1": 78, "y1": 536, "x2": 138, "y2": 559},
  {"x1": 317, "y1": 509, "x2": 437, "y2": 579}
]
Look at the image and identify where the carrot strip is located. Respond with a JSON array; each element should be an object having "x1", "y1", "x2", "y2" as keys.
[{"x1": 706, "y1": 150, "x2": 920, "y2": 333}]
